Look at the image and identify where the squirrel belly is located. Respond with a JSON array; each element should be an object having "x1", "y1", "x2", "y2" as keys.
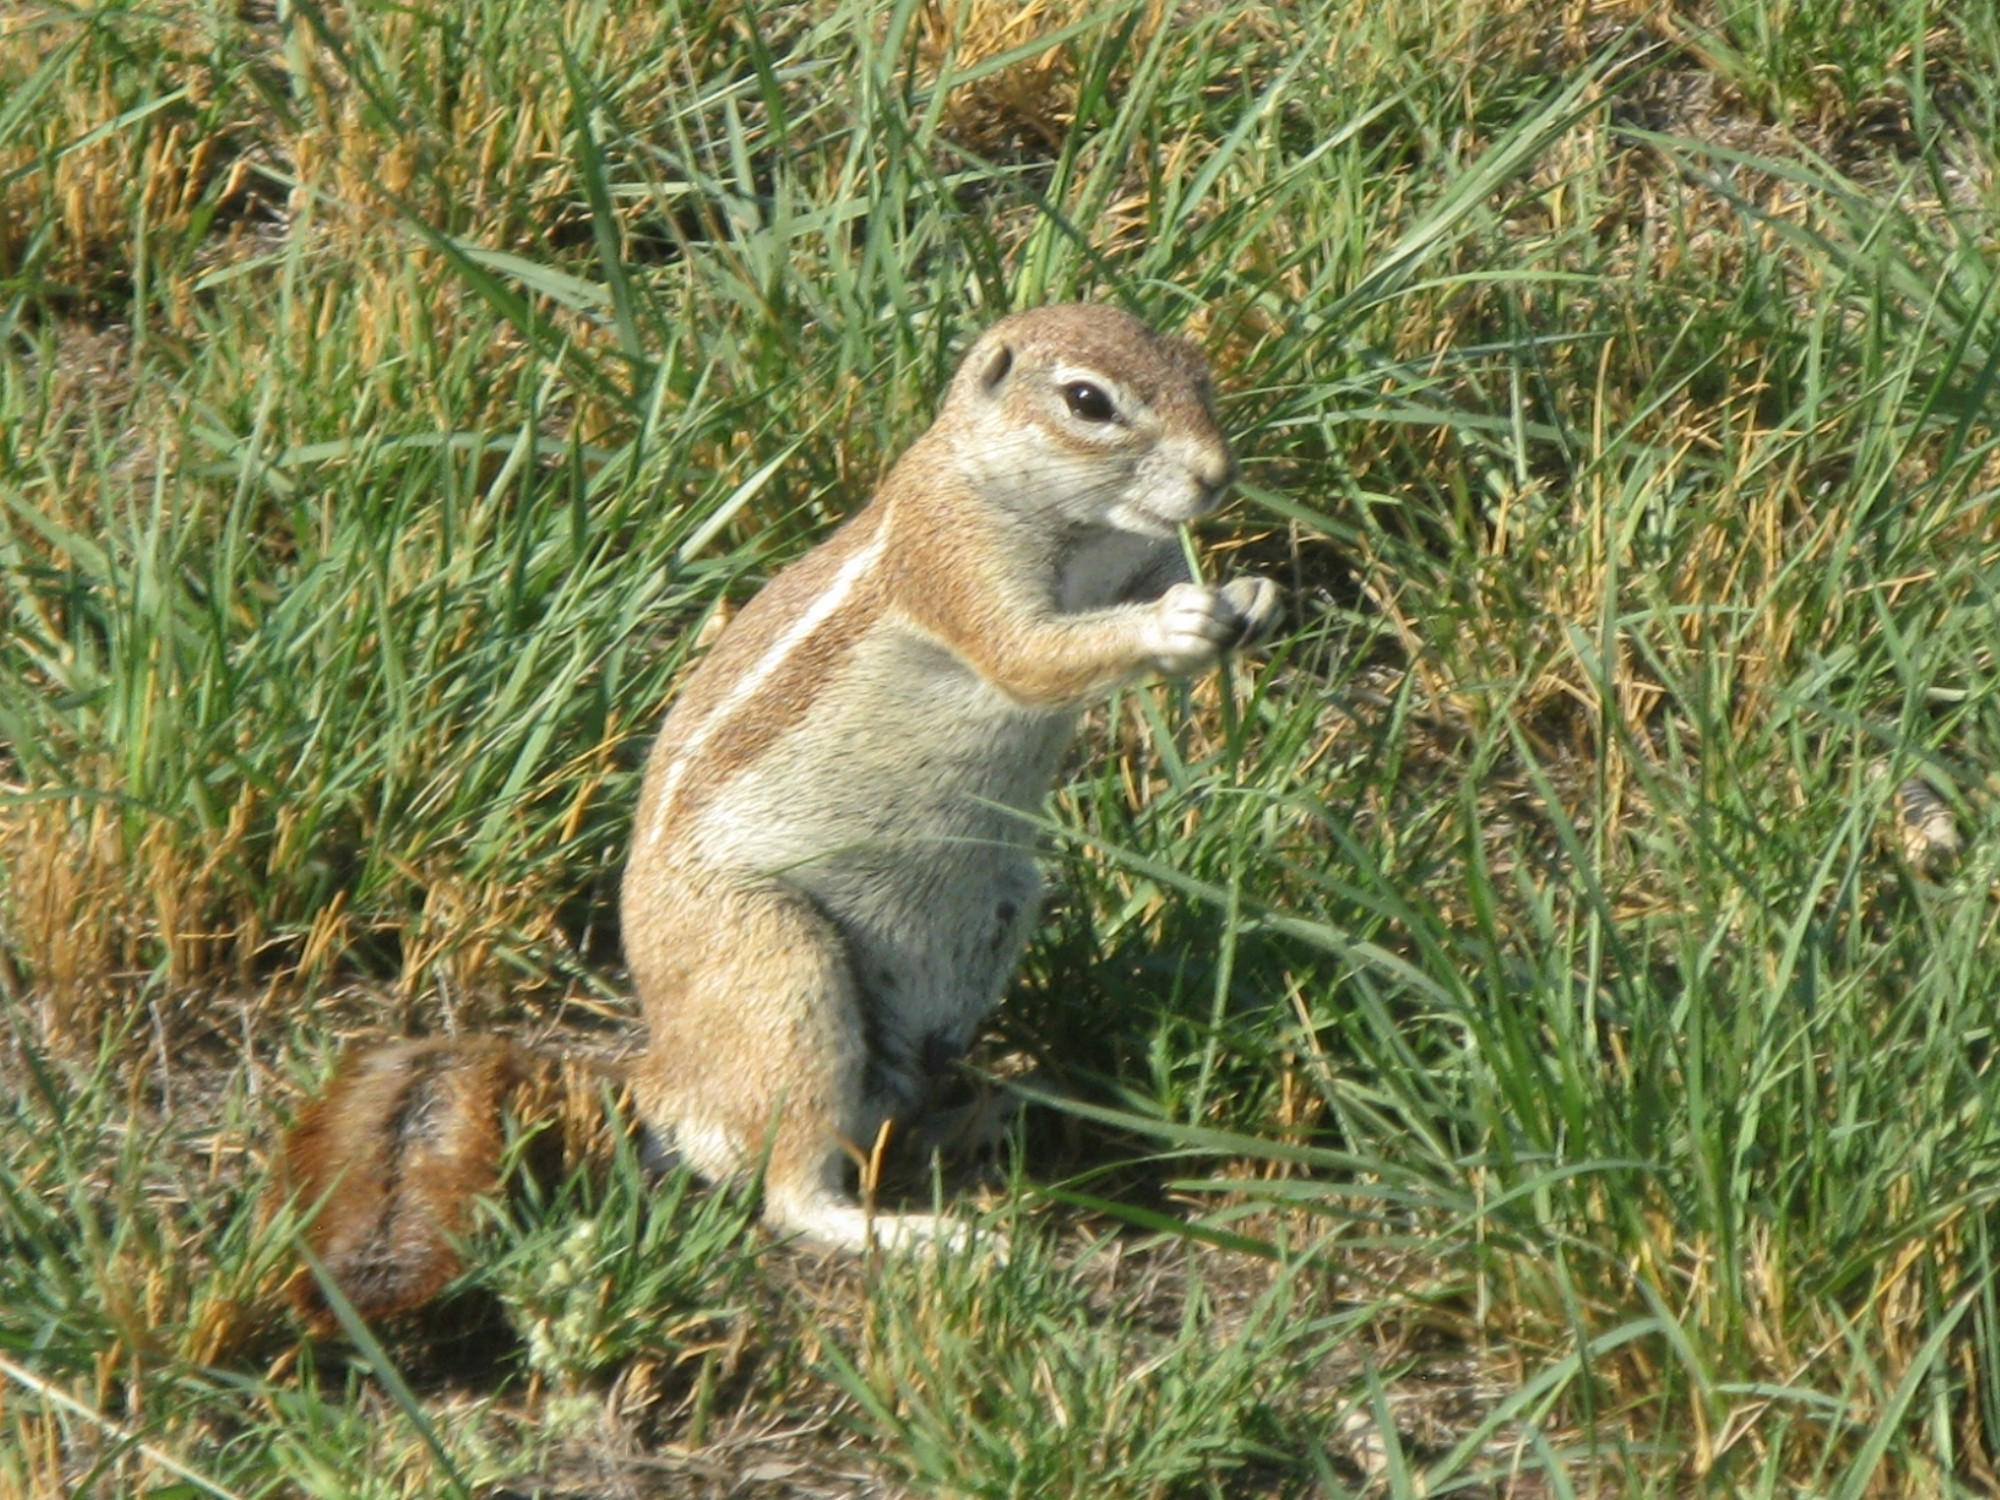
[
  {"x1": 273, "y1": 303, "x2": 1282, "y2": 1317},
  {"x1": 629, "y1": 609, "x2": 1080, "y2": 1143}
]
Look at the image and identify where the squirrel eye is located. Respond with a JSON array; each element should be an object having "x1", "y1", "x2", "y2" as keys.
[{"x1": 1061, "y1": 381, "x2": 1117, "y2": 423}]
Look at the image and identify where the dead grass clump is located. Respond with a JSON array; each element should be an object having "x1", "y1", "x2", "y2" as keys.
[
  {"x1": 917, "y1": 0, "x2": 1115, "y2": 162},
  {"x1": 3, "y1": 1, "x2": 732, "y2": 326},
  {"x1": 0, "y1": 774, "x2": 271, "y2": 1052},
  {"x1": 0, "y1": 781, "x2": 146, "y2": 1048},
  {"x1": 274, "y1": 0, "x2": 747, "y2": 255},
  {"x1": 0, "y1": 3, "x2": 270, "y2": 309},
  {"x1": 911, "y1": 1, "x2": 1298, "y2": 261}
]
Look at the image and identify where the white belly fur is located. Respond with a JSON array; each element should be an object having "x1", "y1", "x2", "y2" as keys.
[{"x1": 690, "y1": 623, "x2": 1074, "y2": 1083}]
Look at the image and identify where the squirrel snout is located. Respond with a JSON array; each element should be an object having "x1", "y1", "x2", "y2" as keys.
[{"x1": 1189, "y1": 448, "x2": 1236, "y2": 512}]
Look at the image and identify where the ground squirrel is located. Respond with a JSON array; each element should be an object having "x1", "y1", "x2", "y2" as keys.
[{"x1": 278, "y1": 303, "x2": 1280, "y2": 1324}]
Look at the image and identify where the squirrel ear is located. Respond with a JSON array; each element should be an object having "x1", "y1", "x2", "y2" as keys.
[{"x1": 972, "y1": 339, "x2": 1014, "y2": 396}]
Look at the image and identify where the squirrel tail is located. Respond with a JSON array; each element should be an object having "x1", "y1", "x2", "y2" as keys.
[{"x1": 273, "y1": 1036, "x2": 620, "y2": 1332}]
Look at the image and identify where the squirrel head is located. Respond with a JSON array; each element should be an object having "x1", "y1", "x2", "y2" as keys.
[{"x1": 941, "y1": 304, "x2": 1236, "y2": 539}]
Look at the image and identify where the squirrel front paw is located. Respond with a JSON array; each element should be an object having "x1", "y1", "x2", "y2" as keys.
[
  {"x1": 1217, "y1": 576, "x2": 1282, "y2": 649},
  {"x1": 1147, "y1": 582, "x2": 1258, "y2": 675}
]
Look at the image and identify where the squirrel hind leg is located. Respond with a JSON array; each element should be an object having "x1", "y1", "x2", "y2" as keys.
[{"x1": 638, "y1": 876, "x2": 980, "y2": 1255}]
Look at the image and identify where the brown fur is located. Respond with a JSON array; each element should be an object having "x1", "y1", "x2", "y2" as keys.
[
  {"x1": 277, "y1": 1038, "x2": 618, "y2": 1330},
  {"x1": 638, "y1": 504, "x2": 892, "y2": 826}
]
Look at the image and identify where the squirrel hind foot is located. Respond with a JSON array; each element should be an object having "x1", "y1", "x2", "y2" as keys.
[{"x1": 763, "y1": 1189, "x2": 999, "y2": 1259}]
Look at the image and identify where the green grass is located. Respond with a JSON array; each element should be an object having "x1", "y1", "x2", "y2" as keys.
[{"x1": 5, "y1": 0, "x2": 2000, "y2": 1493}]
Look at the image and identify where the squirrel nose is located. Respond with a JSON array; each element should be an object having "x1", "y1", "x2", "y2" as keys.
[{"x1": 1194, "y1": 450, "x2": 1236, "y2": 509}]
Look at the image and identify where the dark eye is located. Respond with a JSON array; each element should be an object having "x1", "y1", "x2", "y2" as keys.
[{"x1": 1062, "y1": 381, "x2": 1117, "y2": 423}]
